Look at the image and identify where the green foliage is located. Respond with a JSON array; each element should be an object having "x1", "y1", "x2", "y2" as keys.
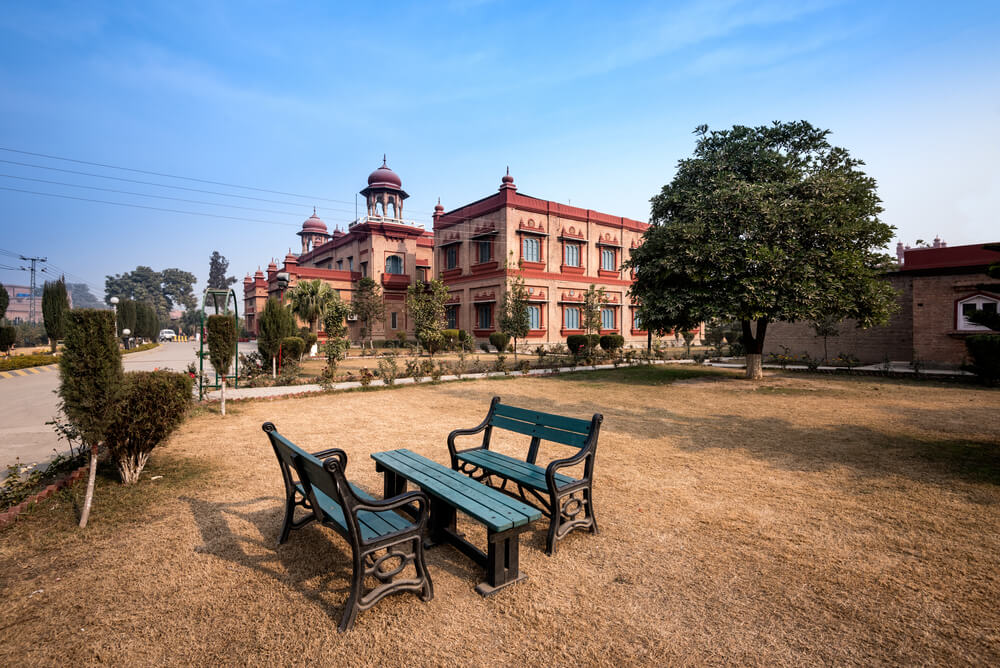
[
  {"x1": 967, "y1": 309, "x2": 1000, "y2": 332},
  {"x1": 964, "y1": 334, "x2": 1000, "y2": 385},
  {"x1": 442, "y1": 329, "x2": 460, "y2": 350},
  {"x1": 257, "y1": 297, "x2": 296, "y2": 363},
  {"x1": 42, "y1": 276, "x2": 69, "y2": 352},
  {"x1": 118, "y1": 299, "x2": 137, "y2": 336},
  {"x1": 122, "y1": 342, "x2": 159, "y2": 355},
  {"x1": 377, "y1": 352, "x2": 399, "y2": 385},
  {"x1": 406, "y1": 278, "x2": 448, "y2": 357},
  {"x1": 206, "y1": 315, "x2": 238, "y2": 377},
  {"x1": 105, "y1": 370, "x2": 193, "y2": 483},
  {"x1": 0, "y1": 352, "x2": 57, "y2": 369},
  {"x1": 323, "y1": 295, "x2": 352, "y2": 370},
  {"x1": 499, "y1": 273, "x2": 530, "y2": 356},
  {"x1": 133, "y1": 302, "x2": 159, "y2": 340},
  {"x1": 567, "y1": 334, "x2": 589, "y2": 355},
  {"x1": 0, "y1": 282, "x2": 8, "y2": 320},
  {"x1": 105, "y1": 266, "x2": 196, "y2": 322},
  {"x1": 66, "y1": 282, "x2": 103, "y2": 309},
  {"x1": 0, "y1": 327, "x2": 15, "y2": 355},
  {"x1": 207, "y1": 251, "x2": 237, "y2": 290},
  {"x1": 1, "y1": 451, "x2": 87, "y2": 512},
  {"x1": 599, "y1": 334, "x2": 625, "y2": 353},
  {"x1": 489, "y1": 332, "x2": 510, "y2": 351},
  {"x1": 626, "y1": 121, "x2": 898, "y2": 372},
  {"x1": 353, "y1": 277, "x2": 384, "y2": 347},
  {"x1": 58, "y1": 309, "x2": 123, "y2": 449},
  {"x1": 299, "y1": 327, "x2": 318, "y2": 352},
  {"x1": 287, "y1": 279, "x2": 337, "y2": 332},
  {"x1": 280, "y1": 336, "x2": 305, "y2": 362}
]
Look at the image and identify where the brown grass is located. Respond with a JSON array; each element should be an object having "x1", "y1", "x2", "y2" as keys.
[{"x1": 2, "y1": 368, "x2": 999, "y2": 666}]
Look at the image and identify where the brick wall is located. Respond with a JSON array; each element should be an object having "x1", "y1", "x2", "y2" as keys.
[{"x1": 911, "y1": 271, "x2": 997, "y2": 366}]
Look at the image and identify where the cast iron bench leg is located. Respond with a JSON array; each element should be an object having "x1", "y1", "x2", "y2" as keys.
[{"x1": 474, "y1": 525, "x2": 530, "y2": 597}]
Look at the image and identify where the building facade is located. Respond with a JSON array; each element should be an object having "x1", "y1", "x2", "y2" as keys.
[
  {"x1": 763, "y1": 242, "x2": 1000, "y2": 367},
  {"x1": 245, "y1": 163, "x2": 657, "y2": 347},
  {"x1": 432, "y1": 171, "x2": 651, "y2": 346}
]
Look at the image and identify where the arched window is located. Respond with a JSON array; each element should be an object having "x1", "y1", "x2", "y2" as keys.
[
  {"x1": 564, "y1": 307, "x2": 580, "y2": 330},
  {"x1": 386, "y1": 255, "x2": 403, "y2": 274}
]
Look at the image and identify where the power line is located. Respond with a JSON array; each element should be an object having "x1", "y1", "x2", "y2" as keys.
[{"x1": 0, "y1": 146, "x2": 356, "y2": 205}]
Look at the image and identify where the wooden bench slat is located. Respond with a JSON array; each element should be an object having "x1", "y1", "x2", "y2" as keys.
[
  {"x1": 296, "y1": 482, "x2": 412, "y2": 542},
  {"x1": 457, "y1": 449, "x2": 576, "y2": 491},
  {"x1": 494, "y1": 403, "x2": 592, "y2": 434},
  {"x1": 393, "y1": 449, "x2": 544, "y2": 520},
  {"x1": 489, "y1": 415, "x2": 589, "y2": 448}
]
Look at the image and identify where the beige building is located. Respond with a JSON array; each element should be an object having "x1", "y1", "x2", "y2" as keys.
[{"x1": 433, "y1": 171, "x2": 651, "y2": 346}]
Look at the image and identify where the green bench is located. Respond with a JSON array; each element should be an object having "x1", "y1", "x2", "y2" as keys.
[
  {"x1": 447, "y1": 396, "x2": 603, "y2": 555},
  {"x1": 371, "y1": 448, "x2": 542, "y2": 596},
  {"x1": 262, "y1": 423, "x2": 433, "y2": 632}
]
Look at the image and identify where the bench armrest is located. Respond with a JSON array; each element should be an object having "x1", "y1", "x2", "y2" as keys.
[
  {"x1": 313, "y1": 448, "x2": 347, "y2": 469},
  {"x1": 447, "y1": 396, "x2": 501, "y2": 465},
  {"x1": 352, "y1": 490, "x2": 430, "y2": 532},
  {"x1": 545, "y1": 447, "x2": 593, "y2": 492}
]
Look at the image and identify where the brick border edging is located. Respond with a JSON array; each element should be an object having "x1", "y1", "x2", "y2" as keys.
[{"x1": 0, "y1": 463, "x2": 89, "y2": 529}]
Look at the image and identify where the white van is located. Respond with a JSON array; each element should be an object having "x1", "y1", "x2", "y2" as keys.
[{"x1": 158, "y1": 329, "x2": 177, "y2": 342}]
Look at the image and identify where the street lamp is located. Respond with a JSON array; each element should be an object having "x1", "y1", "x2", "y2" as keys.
[
  {"x1": 110, "y1": 297, "x2": 120, "y2": 345},
  {"x1": 122, "y1": 328, "x2": 131, "y2": 350}
]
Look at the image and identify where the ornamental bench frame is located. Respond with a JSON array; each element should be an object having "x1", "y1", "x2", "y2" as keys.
[
  {"x1": 262, "y1": 422, "x2": 434, "y2": 632},
  {"x1": 447, "y1": 396, "x2": 603, "y2": 555}
]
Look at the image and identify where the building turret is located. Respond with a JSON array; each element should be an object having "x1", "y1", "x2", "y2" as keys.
[{"x1": 360, "y1": 156, "x2": 408, "y2": 219}]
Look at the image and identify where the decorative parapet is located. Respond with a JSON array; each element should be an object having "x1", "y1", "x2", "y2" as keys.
[
  {"x1": 596, "y1": 232, "x2": 621, "y2": 247},
  {"x1": 518, "y1": 218, "x2": 548, "y2": 235}
]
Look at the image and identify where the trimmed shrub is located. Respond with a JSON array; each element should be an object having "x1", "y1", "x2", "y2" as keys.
[
  {"x1": 566, "y1": 334, "x2": 589, "y2": 355},
  {"x1": 299, "y1": 327, "x2": 318, "y2": 353},
  {"x1": 105, "y1": 371, "x2": 193, "y2": 484},
  {"x1": 206, "y1": 315, "x2": 238, "y2": 378},
  {"x1": 280, "y1": 336, "x2": 306, "y2": 362},
  {"x1": 599, "y1": 334, "x2": 625, "y2": 353},
  {"x1": 0, "y1": 352, "x2": 57, "y2": 370},
  {"x1": 59, "y1": 310, "x2": 123, "y2": 449},
  {"x1": 965, "y1": 334, "x2": 1000, "y2": 385},
  {"x1": 489, "y1": 332, "x2": 510, "y2": 352},
  {"x1": 442, "y1": 329, "x2": 460, "y2": 349},
  {"x1": 0, "y1": 327, "x2": 17, "y2": 355}
]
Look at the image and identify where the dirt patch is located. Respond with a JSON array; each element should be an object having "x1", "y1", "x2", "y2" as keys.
[{"x1": 1, "y1": 369, "x2": 998, "y2": 665}]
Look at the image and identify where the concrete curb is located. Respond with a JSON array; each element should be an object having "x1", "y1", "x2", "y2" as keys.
[
  {"x1": 0, "y1": 363, "x2": 59, "y2": 380},
  {"x1": 0, "y1": 463, "x2": 88, "y2": 529}
]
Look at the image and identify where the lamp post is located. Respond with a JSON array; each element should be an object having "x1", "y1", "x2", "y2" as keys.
[
  {"x1": 110, "y1": 297, "x2": 120, "y2": 347},
  {"x1": 122, "y1": 328, "x2": 131, "y2": 351},
  {"x1": 275, "y1": 273, "x2": 290, "y2": 376}
]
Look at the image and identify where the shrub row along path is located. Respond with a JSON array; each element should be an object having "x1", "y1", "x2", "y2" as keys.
[{"x1": 0, "y1": 341, "x2": 253, "y2": 469}]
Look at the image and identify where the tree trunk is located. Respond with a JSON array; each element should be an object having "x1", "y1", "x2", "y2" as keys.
[
  {"x1": 513, "y1": 338, "x2": 518, "y2": 362},
  {"x1": 221, "y1": 378, "x2": 227, "y2": 416},
  {"x1": 79, "y1": 443, "x2": 98, "y2": 528},
  {"x1": 741, "y1": 318, "x2": 769, "y2": 380},
  {"x1": 118, "y1": 452, "x2": 150, "y2": 485},
  {"x1": 272, "y1": 355, "x2": 276, "y2": 378}
]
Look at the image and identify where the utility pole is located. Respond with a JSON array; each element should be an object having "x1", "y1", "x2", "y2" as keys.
[{"x1": 19, "y1": 255, "x2": 47, "y2": 323}]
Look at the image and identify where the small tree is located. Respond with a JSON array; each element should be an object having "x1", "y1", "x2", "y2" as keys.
[
  {"x1": 119, "y1": 299, "x2": 137, "y2": 337},
  {"x1": 257, "y1": 297, "x2": 296, "y2": 376},
  {"x1": 206, "y1": 314, "x2": 238, "y2": 416},
  {"x1": 499, "y1": 274, "x2": 530, "y2": 361},
  {"x1": 811, "y1": 315, "x2": 840, "y2": 364},
  {"x1": 323, "y1": 295, "x2": 352, "y2": 371},
  {"x1": 207, "y1": 251, "x2": 237, "y2": 290},
  {"x1": 59, "y1": 309, "x2": 123, "y2": 528},
  {"x1": 287, "y1": 279, "x2": 336, "y2": 333},
  {"x1": 352, "y1": 277, "x2": 384, "y2": 349},
  {"x1": 105, "y1": 371, "x2": 192, "y2": 483},
  {"x1": 581, "y1": 284, "x2": 606, "y2": 358},
  {"x1": 0, "y1": 282, "x2": 8, "y2": 321},
  {"x1": 406, "y1": 279, "x2": 448, "y2": 357},
  {"x1": 42, "y1": 276, "x2": 69, "y2": 352}
]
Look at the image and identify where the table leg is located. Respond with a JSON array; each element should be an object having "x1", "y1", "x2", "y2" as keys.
[
  {"x1": 427, "y1": 496, "x2": 457, "y2": 548},
  {"x1": 474, "y1": 525, "x2": 531, "y2": 597},
  {"x1": 382, "y1": 467, "x2": 406, "y2": 500}
]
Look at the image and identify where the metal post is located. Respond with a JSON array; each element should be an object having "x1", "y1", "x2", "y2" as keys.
[{"x1": 18, "y1": 255, "x2": 46, "y2": 322}]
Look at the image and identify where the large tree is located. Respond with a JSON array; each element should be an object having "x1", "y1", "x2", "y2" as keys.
[
  {"x1": 626, "y1": 121, "x2": 897, "y2": 379},
  {"x1": 406, "y1": 278, "x2": 448, "y2": 356},
  {"x1": 42, "y1": 276, "x2": 69, "y2": 352},
  {"x1": 352, "y1": 277, "x2": 384, "y2": 349},
  {"x1": 105, "y1": 266, "x2": 196, "y2": 322},
  {"x1": 207, "y1": 251, "x2": 237, "y2": 290},
  {"x1": 287, "y1": 279, "x2": 336, "y2": 333}
]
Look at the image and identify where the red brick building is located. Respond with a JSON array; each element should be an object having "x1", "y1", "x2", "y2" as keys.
[{"x1": 763, "y1": 242, "x2": 1000, "y2": 367}]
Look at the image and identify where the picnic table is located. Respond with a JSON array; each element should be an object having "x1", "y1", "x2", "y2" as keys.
[{"x1": 371, "y1": 448, "x2": 542, "y2": 596}]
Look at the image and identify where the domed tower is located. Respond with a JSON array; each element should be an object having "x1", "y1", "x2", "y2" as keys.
[
  {"x1": 361, "y1": 155, "x2": 408, "y2": 220},
  {"x1": 298, "y1": 207, "x2": 330, "y2": 254}
]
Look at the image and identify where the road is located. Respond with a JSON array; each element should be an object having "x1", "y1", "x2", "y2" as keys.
[{"x1": 0, "y1": 341, "x2": 255, "y2": 469}]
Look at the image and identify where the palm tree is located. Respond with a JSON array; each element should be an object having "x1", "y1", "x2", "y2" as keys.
[{"x1": 286, "y1": 279, "x2": 335, "y2": 332}]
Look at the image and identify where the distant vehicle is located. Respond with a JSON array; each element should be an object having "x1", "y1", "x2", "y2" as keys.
[{"x1": 159, "y1": 329, "x2": 177, "y2": 342}]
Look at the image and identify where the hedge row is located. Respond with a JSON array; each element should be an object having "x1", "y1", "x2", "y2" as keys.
[{"x1": 0, "y1": 354, "x2": 60, "y2": 371}]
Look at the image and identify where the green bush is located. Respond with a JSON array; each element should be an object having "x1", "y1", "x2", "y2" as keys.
[
  {"x1": 105, "y1": 370, "x2": 193, "y2": 483},
  {"x1": 280, "y1": 336, "x2": 305, "y2": 362},
  {"x1": 122, "y1": 342, "x2": 159, "y2": 355},
  {"x1": 965, "y1": 334, "x2": 1000, "y2": 385},
  {"x1": 299, "y1": 327, "x2": 318, "y2": 352},
  {"x1": 419, "y1": 331, "x2": 443, "y2": 355},
  {"x1": 13, "y1": 321, "x2": 47, "y2": 347},
  {"x1": 0, "y1": 328, "x2": 23, "y2": 357},
  {"x1": 206, "y1": 315, "x2": 238, "y2": 377},
  {"x1": 442, "y1": 329, "x2": 460, "y2": 349},
  {"x1": 599, "y1": 334, "x2": 625, "y2": 353},
  {"x1": 489, "y1": 332, "x2": 510, "y2": 352},
  {"x1": 566, "y1": 334, "x2": 589, "y2": 355},
  {"x1": 0, "y1": 353, "x2": 59, "y2": 371},
  {"x1": 58, "y1": 309, "x2": 123, "y2": 450}
]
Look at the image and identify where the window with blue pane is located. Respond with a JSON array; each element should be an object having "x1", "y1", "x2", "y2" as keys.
[
  {"x1": 564, "y1": 307, "x2": 580, "y2": 329},
  {"x1": 386, "y1": 255, "x2": 403, "y2": 274},
  {"x1": 601, "y1": 248, "x2": 616, "y2": 271},
  {"x1": 601, "y1": 308, "x2": 614, "y2": 330},
  {"x1": 523, "y1": 237, "x2": 540, "y2": 263},
  {"x1": 633, "y1": 311, "x2": 642, "y2": 330},
  {"x1": 477, "y1": 241, "x2": 491, "y2": 264},
  {"x1": 564, "y1": 243, "x2": 580, "y2": 267},
  {"x1": 477, "y1": 304, "x2": 492, "y2": 329},
  {"x1": 528, "y1": 305, "x2": 540, "y2": 330},
  {"x1": 445, "y1": 246, "x2": 458, "y2": 269},
  {"x1": 446, "y1": 305, "x2": 458, "y2": 329}
]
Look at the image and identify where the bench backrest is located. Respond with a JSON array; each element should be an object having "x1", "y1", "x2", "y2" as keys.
[{"x1": 489, "y1": 402, "x2": 597, "y2": 450}]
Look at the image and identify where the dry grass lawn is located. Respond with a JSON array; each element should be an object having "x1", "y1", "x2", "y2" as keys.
[{"x1": 1, "y1": 367, "x2": 999, "y2": 666}]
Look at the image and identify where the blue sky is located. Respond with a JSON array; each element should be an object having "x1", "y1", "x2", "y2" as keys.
[{"x1": 1, "y1": 0, "x2": 998, "y2": 302}]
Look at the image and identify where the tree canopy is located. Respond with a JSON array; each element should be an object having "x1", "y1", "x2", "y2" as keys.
[
  {"x1": 286, "y1": 279, "x2": 336, "y2": 332},
  {"x1": 406, "y1": 278, "x2": 448, "y2": 356},
  {"x1": 42, "y1": 276, "x2": 69, "y2": 351},
  {"x1": 257, "y1": 297, "x2": 296, "y2": 363},
  {"x1": 105, "y1": 266, "x2": 197, "y2": 322},
  {"x1": 498, "y1": 273, "x2": 530, "y2": 361},
  {"x1": 352, "y1": 277, "x2": 384, "y2": 348},
  {"x1": 626, "y1": 121, "x2": 897, "y2": 378},
  {"x1": 207, "y1": 251, "x2": 237, "y2": 290},
  {"x1": 66, "y1": 282, "x2": 104, "y2": 309}
]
